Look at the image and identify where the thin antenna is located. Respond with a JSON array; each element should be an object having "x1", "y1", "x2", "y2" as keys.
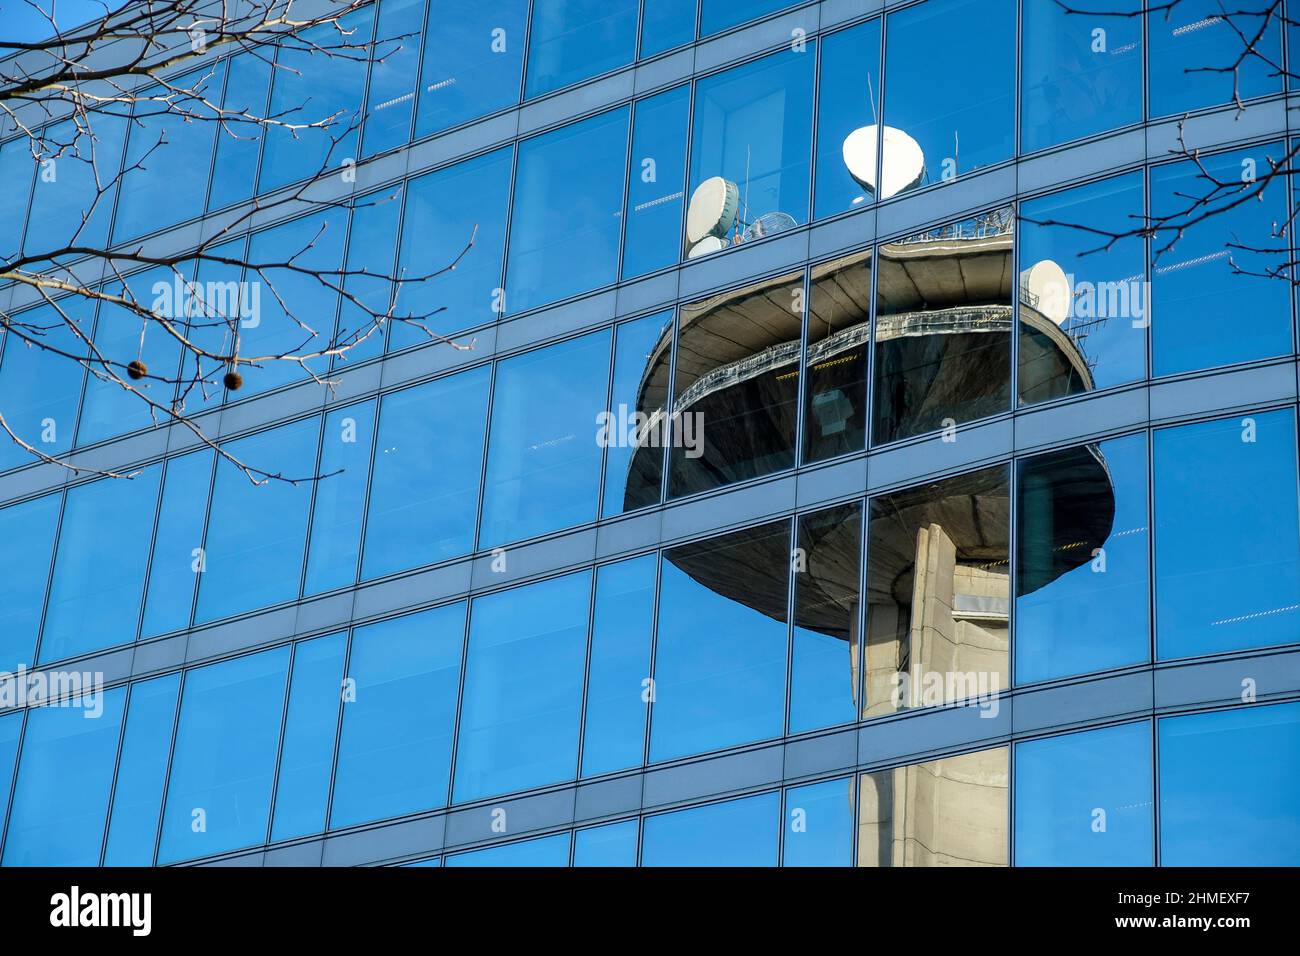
[{"x1": 867, "y1": 73, "x2": 878, "y2": 126}]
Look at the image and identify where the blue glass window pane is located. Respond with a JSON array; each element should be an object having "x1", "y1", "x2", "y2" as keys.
[
  {"x1": 362, "y1": 366, "x2": 489, "y2": 578},
  {"x1": 640, "y1": 0, "x2": 695, "y2": 56},
  {"x1": 0, "y1": 300, "x2": 90, "y2": 472},
  {"x1": 1154, "y1": 410, "x2": 1300, "y2": 659},
  {"x1": 330, "y1": 603, "x2": 466, "y2": 827},
  {"x1": 479, "y1": 330, "x2": 611, "y2": 546},
  {"x1": 104, "y1": 674, "x2": 180, "y2": 866},
  {"x1": 77, "y1": 266, "x2": 184, "y2": 444},
  {"x1": 195, "y1": 418, "x2": 320, "y2": 623},
  {"x1": 1150, "y1": 145, "x2": 1292, "y2": 376},
  {"x1": 524, "y1": 0, "x2": 638, "y2": 98},
  {"x1": 650, "y1": 522, "x2": 788, "y2": 762},
  {"x1": 335, "y1": 192, "x2": 402, "y2": 366},
  {"x1": 1015, "y1": 722, "x2": 1153, "y2": 866},
  {"x1": 40, "y1": 466, "x2": 161, "y2": 662},
  {"x1": 454, "y1": 573, "x2": 590, "y2": 802},
  {"x1": 1020, "y1": 0, "x2": 1142, "y2": 153},
  {"x1": 783, "y1": 778, "x2": 854, "y2": 867},
  {"x1": 700, "y1": 0, "x2": 794, "y2": 36},
  {"x1": 0, "y1": 494, "x2": 59, "y2": 671},
  {"x1": 3, "y1": 687, "x2": 126, "y2": 866},
  {"x1": 581, "y1": 556, "x2": 654, "y2": 776},
  {"x1": 5, "y1": 1, "x2": 128, "y2": 42},
  {"x1": 573, "y1": 820, "x2": 638, "y2": 866},
  {"x1": 506, "y1": 109, "x2": 628, "y2": 313},
  {"x1": 602, "y1": 310, "x2": 671, "y2": 516},
  {"x1": 790, "y1": 504, "x2": 860, "y2": 733},
  {"x1": 1160, "y1": 702, "x2": 1300, "y2": 865},
  {"x1": 0, "y1": 714, "x2": 23, "y2": 839},
  {"x1": 181, "y1": 238, "x2": 246, "y2": 416},
  {"x1": 0, "y1": 136, "x2": 34, "y2": 260},
  {"x1": 1018, "y1": 173, "x2": 1147, "y2": 402},
  {"x1": 687, "y1": 48, "x2": 813, "y2": 259},
  {"x1": 361, "y1": 0, "x2": 424, "y2": 156},
  {"x1": 305, "y1": 402, "x2": 375, "y2": 594},
  {"x1": 643, "y1": 792, "x2": 779, "y2": 866},
  {"x1": 25, "y1": 114, "x2": 126, "y2": 252},
  {"x1": 415, "y1": 0, "x2": 527, "y2": 137},
  {"x1": 207, "y1": 55, "x2": 271, "y2": 212},
  {"x1": 813, "y1": 19, "x2": 880, "y2": 219},
  {"x1": 141, "y1": 451, "x2": 212, "y2": 637},
  {"x1": 113, "y1": 73, "x2": 218, "y2": 241},
  {"x1": 622, "y1": 85, "x2": 689, "y2": 279},
  {"x1": 271, "y1": 633, "x2": 347, "y2": 841},
  {"x1": 390, "y1": 147, "x2": 512, "y2": 348},
  {"x1": 1149, "y1": 0, "x2": 1282, "y2": 117},
  {"x1": 159, "y1": 647, "x2": 291, "y2": 863},
  {"x1": 446, "y1": 832, "x2": 571, "y2": 866},
  {"x1": 1016, "y1": 433, "x2": 1150, "y2": 683},
  {"x1": 882, "y1": 0, "x2": 1014, "y2": 189},
  {"x1": 240, "y1": 210, "x2": 347, "y2": 395},
  {"x1": 260, "y1": 11, "x2": 372, "y2": 192}
]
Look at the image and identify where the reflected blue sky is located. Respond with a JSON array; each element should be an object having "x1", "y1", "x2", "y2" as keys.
[
  {"x1": 330, "y1": 604, "x2": 465, "y2": 828},
  {"x1": 1148, "y1": 0, "x2": 1281, "y2": 117},
  {"x1": 2, "y1": 687, "x2": 125, "y2": 866},
  {"x1": 582, "y1": 556, "x2": 655, "y2": 777},
  {"x1": 1017, "y1": 433, "x2": 1150, "y2": 684},
  {"x1": 650, "y1": 524, "x2": 788, "y2": 762},
  {"x1": 446, "y1": 832, "x2": 571, "y2": 866},
  {"x1": 454, "y1": 573, "x2": 589, "y2": 802},
  {"x1": 103, "y1": 675, "x2": 179, "y2": 866},
  {"x1": 506, "y1": 109, "x2": 628, "y2": 312},
  {"x1": 1160, "y1": 702, "x2": 1300, "y2": 865},
  {"x1": 1020, "y1": 0, "x2": 1141, "y2": 153},
  {"x1": 1015, "y1": 722, "x2": 1153, "y2": 866},
  {"x1": 783, "y1": 777, "x2": 853, "y2": 866},
  {"x1": 573, "y1": 820, "x2": 638, "y2": 866},
  {"x1": 1155, "y1": 409, "x2": 1300, "y2": 660},
  {"x1": 642, "y1": 792, "x2": 779, "y2": 866},
  {"x1": 883, "y1": 0, "x2": 1014, "y2": 187},
  {"x1": 479, "y1": 330, "x2": 611, "y2": 547},
  {"x1": 159, "y1": 647, "x2": 290, "y2": 864},
  {"x1": 1150, "y1": 145, "x2": 1292, "y2": 377}
]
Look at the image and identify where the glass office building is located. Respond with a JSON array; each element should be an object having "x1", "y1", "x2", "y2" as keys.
[{"x1": 0, "y1": 0, "x2": 1298, "y2": 866}]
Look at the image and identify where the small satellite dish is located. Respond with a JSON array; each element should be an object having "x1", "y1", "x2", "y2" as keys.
[
  {"x1": 686, "y1": 176, "x2": 740, "y2": 244},
  {"x1": 742, "y1": 211, "x2": 797, "y2": 243},
  {"x1": 687, "y1": 235, "x2": 730, "y2": 259},
  {"x1": 842, "y1": 125, "x2": 925, "y2": 200},
  {"x1": 1021, "y1": 259, "x2": 1071, "y2": 325}
]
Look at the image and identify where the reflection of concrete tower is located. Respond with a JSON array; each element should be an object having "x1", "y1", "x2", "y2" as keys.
[
  {"x1": 858, "y1": 747, "x2": 1009, "y2": 867},
  {"x1": 619, "y1": 221, "x2": 1117, "y2": 658},
  {"x1": 863, "y1": 466, "x2": 1012, "y2": 720}
]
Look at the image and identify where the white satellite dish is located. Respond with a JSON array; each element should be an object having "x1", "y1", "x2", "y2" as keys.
[
  {"x1": 686, "y1": 176, "x2": 740, "y2": 244},
  {"x1": 842, "y1": 125, "x2": 925, "y2": 200},
  {"x1": 742, "y1": 211, "x2": 797, "y2": 243},
  {"x1": 687, "y1": 235, "x2": 729, "y2": 259},
  {"x1": 1021, "y1": 259, "x2": 1071, "y2": 325}
]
